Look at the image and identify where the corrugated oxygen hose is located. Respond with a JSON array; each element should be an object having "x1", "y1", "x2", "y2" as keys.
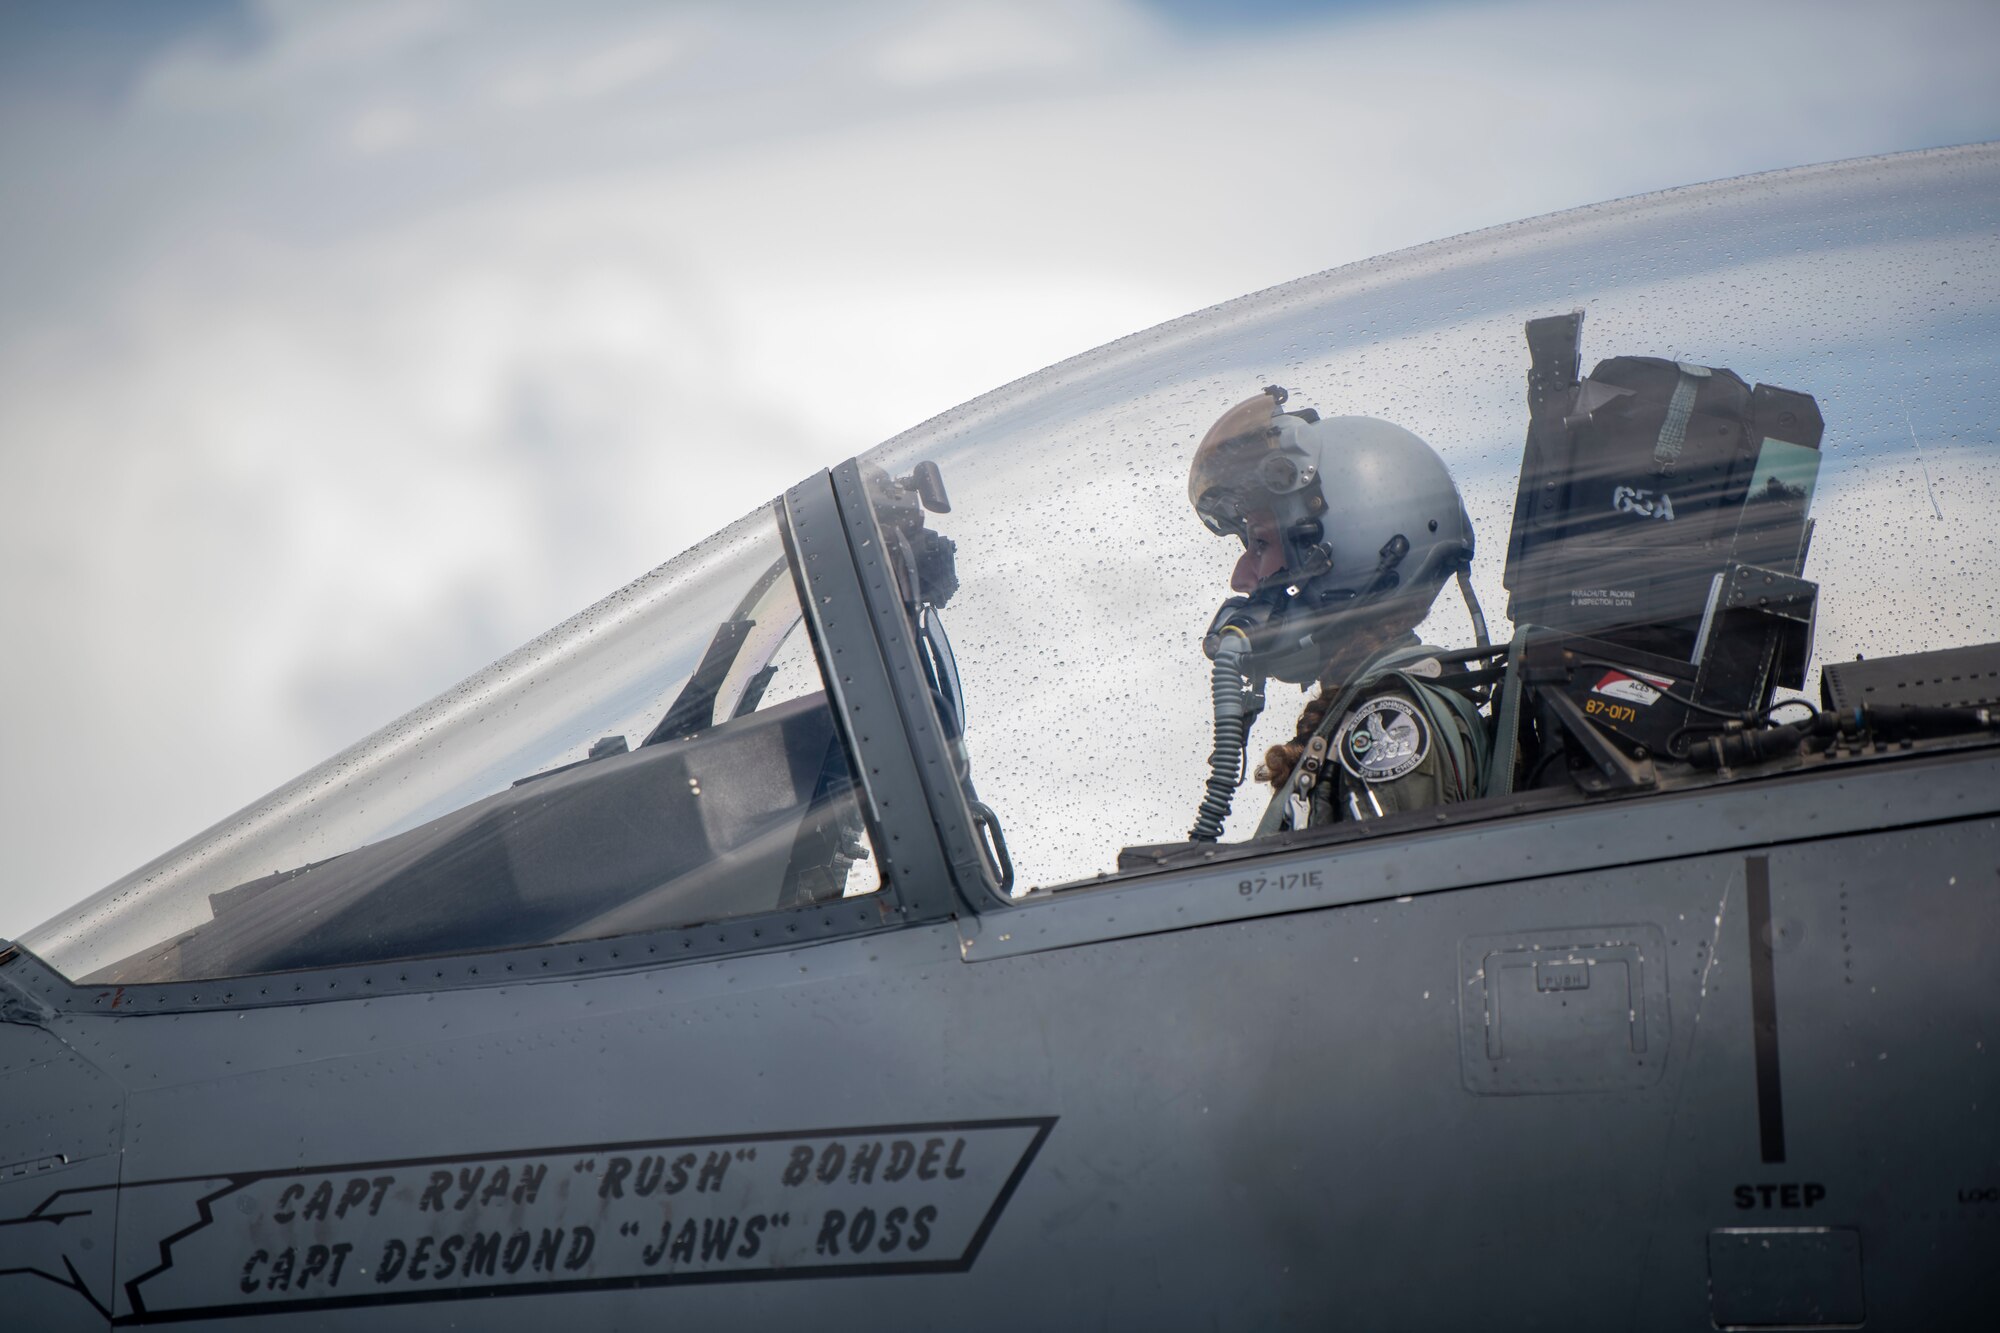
[{"x1": 1190, "y1": 630, "x2": 1253, "y2": 842}]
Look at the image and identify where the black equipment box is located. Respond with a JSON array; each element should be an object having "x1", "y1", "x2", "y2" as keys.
[
  {"x1": 1522, "y1": 557, "x2": 1820, "y2": 763},
  {"x1": 1503, "y1": 311, "x2": 1823, "y2": 662},
  {"x1": 1691, "y1": 562, "x2": 1817, "y2": 708},
  {"x1": 1522, "y1": 633, "x2": 1701, "y2": 758},
  {"x1": 1821, "y1": 641, "x2": 2000, "y2": 712}
]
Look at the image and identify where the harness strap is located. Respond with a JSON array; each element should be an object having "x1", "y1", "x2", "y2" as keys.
[
  {"x1": 1653, "y1": 361, "x2": 1712, "y2": 475},
  {"x1": 1482, "y1": 624, "x2": 1535, "y2": 799}
]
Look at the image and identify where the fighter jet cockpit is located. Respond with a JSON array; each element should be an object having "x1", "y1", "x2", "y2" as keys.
[
  {"x1": 842, "y1": 156, "x2": 1998, "y2": 897},
  {"x1": 18, "y1": 147, "x2": 1999, "y2": 991}
]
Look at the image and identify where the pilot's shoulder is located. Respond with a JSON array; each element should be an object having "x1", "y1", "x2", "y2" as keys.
[{"x1": 1354, "y1": 641, "x2": 1456, "y2": 692}]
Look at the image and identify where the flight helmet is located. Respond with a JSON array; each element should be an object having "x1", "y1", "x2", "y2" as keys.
[{"x1": 1189, "y1": 387, "x2": 1474, "y2": 679}]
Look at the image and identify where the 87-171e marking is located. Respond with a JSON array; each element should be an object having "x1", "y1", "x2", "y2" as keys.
[{"x1": 1238, "y1": 870, "x2": 1323, "y2": 897}]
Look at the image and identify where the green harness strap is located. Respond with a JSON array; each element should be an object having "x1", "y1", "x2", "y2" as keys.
[{"x1": 1481, "y1": 624, "x2": 1535, "y2": 799}]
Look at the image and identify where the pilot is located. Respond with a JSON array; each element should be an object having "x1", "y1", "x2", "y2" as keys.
[{"x1": 1188, "y1": 387, "x2": 1492, "y2": 833}]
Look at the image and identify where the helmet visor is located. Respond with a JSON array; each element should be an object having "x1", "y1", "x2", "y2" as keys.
[{"x1": 1187, "y1": 394, "x2": 1282, "y2": 536}]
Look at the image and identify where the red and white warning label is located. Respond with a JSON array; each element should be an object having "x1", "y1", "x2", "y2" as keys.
[{"x1": 1590, "y1": 668, "x2": 1675, "y2": 706}]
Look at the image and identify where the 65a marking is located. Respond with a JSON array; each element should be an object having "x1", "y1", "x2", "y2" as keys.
[{"x1": 1238, "y1": 870, "x2": 1323, "y2": 897}]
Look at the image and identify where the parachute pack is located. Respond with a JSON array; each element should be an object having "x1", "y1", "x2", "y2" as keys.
[{"x1": 1502, "y1": 312, "x2": 1825, "y2": 757}]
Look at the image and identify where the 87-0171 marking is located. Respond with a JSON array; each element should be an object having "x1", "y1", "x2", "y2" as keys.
[
  {"x1": 1238, "y1": 870, "x2": 1324, "y2": 897},
  {"x1": 1585, "y1": 698, "x2": 1640, "y2": 724}
]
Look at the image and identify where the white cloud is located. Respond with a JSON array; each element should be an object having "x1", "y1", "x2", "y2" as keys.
[{"x1": 872, "y1": 0, "x2": 1130, "y2": 86}]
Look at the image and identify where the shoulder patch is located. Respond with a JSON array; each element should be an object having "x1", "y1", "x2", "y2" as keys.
[{"x1": 1335, "y1": 694, "x2": 1429, "y2": 783}]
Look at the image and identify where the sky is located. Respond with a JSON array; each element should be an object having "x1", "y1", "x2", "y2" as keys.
[{"x1": 3, "y1": 0, "x2": 1999, "y2": 938}]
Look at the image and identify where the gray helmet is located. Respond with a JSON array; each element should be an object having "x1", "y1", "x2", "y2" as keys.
[{"x1": 1190, "y1": 389, "x2": 1473, "y2": 675}]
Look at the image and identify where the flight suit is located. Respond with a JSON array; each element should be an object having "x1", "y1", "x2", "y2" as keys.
[{"x1": 1257, "y1": 644, "x2": 1491, "y2": 834}]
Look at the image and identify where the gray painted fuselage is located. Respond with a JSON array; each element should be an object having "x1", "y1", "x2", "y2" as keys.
[{"x1": 3, "y1": 737, "x2": 1996, "y2": 1329}]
